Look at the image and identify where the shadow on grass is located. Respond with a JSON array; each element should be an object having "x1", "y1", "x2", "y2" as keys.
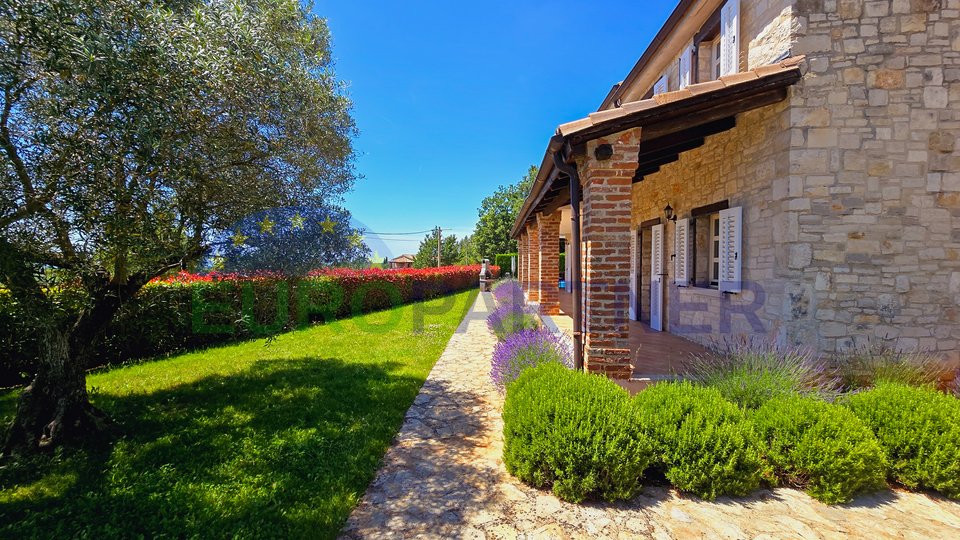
[{"x1": 0, "y1": 357, "x2": 425, "y2": 539}]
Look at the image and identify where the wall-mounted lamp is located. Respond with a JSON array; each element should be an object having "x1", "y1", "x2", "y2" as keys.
[{"x1": 664, "y1": 204, "x2": 678, "y2": 223}]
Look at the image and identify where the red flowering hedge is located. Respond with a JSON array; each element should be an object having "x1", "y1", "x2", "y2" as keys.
[{"x1": 0, "y1": 265, "x2": 497, "y2": 386}]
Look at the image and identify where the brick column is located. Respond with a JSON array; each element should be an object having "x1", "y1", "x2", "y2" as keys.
[
  {"x1": 537, "y1": 212, "x2": 561, "y2": 315},
  {"x1": 576, "y1": 127, "x2": 640, "y2": 379},
  {"x1": 526, "y1": 223, "x2": 540, "y2": 302},
  {"x1": 517, "y1": 231, "x2": 526, "y2": 291}
]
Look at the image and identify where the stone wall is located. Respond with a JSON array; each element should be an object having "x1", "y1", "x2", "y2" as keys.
[
  {"x1": 631, "y1": 101, "x2": 793, "y2": 347},
  {"x1": 745, "y1": 0, "x2": 798, "y2": 68},
  {"x1": 787, "y1": 0, "x2": 960, "y2": 367}
]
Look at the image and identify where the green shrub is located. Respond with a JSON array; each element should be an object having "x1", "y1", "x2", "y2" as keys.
[
  {"x1": 494, "y1": 253, "x2": 516, "y2": 275},
  {"x1": 846, "y1": 383, "x2": 960, "y2": 499},
  {"x1": 752, "y1": 395, "x2": 886, "y2": 503},
  {"x1": 838, "y1": 343, "x2": 952, "y2": 390},
  {"x1": 687, "y1": 338, "x2": 832, "y2": 409},
  {"x1": 503, "y1": 363, "x2": 654, "y2": 502},
  {"x1": 631, "y1": 381, "x2": 763, "y2": 499}
]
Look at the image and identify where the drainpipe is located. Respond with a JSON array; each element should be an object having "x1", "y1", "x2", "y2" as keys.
[{"x1": 553, "y1": 150, "x2": 583, "y2": 372}]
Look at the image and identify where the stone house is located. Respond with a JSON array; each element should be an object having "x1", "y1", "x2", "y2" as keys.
[{"x1": 511, "y1": 0, "x2": 960, "y2": 379}]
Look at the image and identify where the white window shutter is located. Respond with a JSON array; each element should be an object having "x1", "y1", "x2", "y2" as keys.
[
  {"x1": 679, "y1": 44, "x2": 693, "y2": 89},
  {"x1": 674, "y1": 218, "x2": 690, "y2": 286},
  {"x1": 718, "y1": 206, "x2": 743, "y2": 293},
  {"x1": 629, "y1": 227, "x2": 638, "y2": 321},
  {"x1": 653, "y1": 76, "x2": 668, "y2": 96},
  {"x1": 720, "y1": 0, "x2": 740, "y2": 76},
  {"x1": 651, "y1": 224, "x2": 664, "y2": 279}
]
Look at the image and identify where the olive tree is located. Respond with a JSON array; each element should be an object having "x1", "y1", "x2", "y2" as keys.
[{"x1": 0, "y1": 0, "x2": 356, "y2": 453}]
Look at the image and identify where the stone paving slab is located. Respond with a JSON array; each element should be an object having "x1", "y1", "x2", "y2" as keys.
[{"x1": 340, "y1": 292, "x2": 960, "y2": 539}]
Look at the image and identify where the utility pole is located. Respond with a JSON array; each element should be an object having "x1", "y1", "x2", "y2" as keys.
[{"x1": 436, "y1": 226, "x2": 442, "y2": 267}]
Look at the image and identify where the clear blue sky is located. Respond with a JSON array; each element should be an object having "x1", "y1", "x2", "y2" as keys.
[{"x1": 313, "y1": 1, "x2": 675, "y2": 259}]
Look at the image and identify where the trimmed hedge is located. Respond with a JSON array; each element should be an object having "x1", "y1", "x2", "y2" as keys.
[
  {"x1": 503, "y1": 363, "x2": 654, "y2": 502},
  {"x1": 752, "y1": 395, "x2": 886, "y2": 503},
  {"x1": 631, "y1": 381, "x2": 764, "y2": 499},
  {"x1": 846, "y1": 383, "x2": 960, "y2": 499},
  {"x1": 0, "y1": 265, "x2": 496, "y2": 386},
  {"x1": 494, "y1": 254, "x2": 516, "y2": 275}
]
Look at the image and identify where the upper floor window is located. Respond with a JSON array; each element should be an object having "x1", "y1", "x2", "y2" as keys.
[
  {"x1": 719, "y1": 0, "x2": 740, "y2": 76},
  {"x1": 653, "y1": 76, "x2": 668, "y2": 96}
]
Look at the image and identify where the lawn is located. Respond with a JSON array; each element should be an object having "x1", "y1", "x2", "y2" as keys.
[{"x1": 0, "y1": 289, "x2": 478, "y2": 539}]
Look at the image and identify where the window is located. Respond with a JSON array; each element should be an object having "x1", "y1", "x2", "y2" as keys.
[
  {"x1": 709, "y1": 214, "x2": 721, "y2": 288},
  {"x1": 678, "y1": 43, "x2": 693, "y2": 89},
  {"x1": 682, "y1": 203, "x2": 742, "y2": 292},
  {"x1": 712, "y1": 38, "x2": 722, "y2": 80},
  {"x1": 653, "y1": 76, "x2": 668, "y2": 96}
]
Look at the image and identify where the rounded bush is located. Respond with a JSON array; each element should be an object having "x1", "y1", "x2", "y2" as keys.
[
  {"x1": 487, "y1": 303, "x2": 539, "y2": 341},
  {"x1": 752, "y1": 395, "x2": 887, "y2": 503},
  {"x1": 490, "y1": 328, "x2": 571, "y2": 394},
  {"x1": 631, "y1": 381, "x2": 763, "y2": 499},
  {"x1": 846, "y1": 382, "x2": 960, "y2": 499},
  {"x1": 503, "y1": 363, "x2": 654, "y2": 503}
]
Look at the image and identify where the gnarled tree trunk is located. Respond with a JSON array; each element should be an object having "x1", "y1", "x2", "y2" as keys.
[{"x1": 3, "y1": 326, "x2": 111, "y2": 454}]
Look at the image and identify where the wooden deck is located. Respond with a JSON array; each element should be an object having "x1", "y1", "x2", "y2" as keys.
[{"x1": 555, "y1": 292, "x2": 709, "y2": 380}]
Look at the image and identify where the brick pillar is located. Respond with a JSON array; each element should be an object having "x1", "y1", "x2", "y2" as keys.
[
  {"x1": 576, "y1": 127, "x2": 640, "y2": 379},
  {"x1": 537, "y1": 212, "x2": 561, "y2": 315},
  {"x1": 517, "y1": 231, "x2": 526, "y2": 291},
  {"x1": 526, "y1": 223, "x2": 540, "y2": 302}
]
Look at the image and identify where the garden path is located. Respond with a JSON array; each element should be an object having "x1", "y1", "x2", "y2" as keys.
[{"x1": 340, "y1": 292, "x2": 960, "y2": 539}]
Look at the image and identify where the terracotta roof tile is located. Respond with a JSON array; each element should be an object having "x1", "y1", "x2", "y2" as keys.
[{"x1": 717, "y1": 70, "x2": 761, "y2": 85}]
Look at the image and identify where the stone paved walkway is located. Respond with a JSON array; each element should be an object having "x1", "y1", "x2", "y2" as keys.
[{"x1": 341, "y1": 293, "x2": 960, "y2": 539}]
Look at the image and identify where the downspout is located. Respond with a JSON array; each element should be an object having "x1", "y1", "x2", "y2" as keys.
[{"x1": 553, "y1": 150, "x2": 583, "y2": 372}]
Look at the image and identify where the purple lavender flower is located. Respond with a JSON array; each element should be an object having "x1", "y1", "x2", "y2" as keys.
[
  {"x1": 491, "y1": 328, "x2": 573, "y2": 394},
  {"x1": 487, "y1": 302, "x2": 539, "y2": 341},
  {"x1": 492, "y1": 279, "x2": 524, "y2": 307}
]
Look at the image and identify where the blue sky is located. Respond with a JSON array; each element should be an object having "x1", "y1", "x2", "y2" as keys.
[{"x1": 313, "y1": 1, "x2": 675, "y2": 259}]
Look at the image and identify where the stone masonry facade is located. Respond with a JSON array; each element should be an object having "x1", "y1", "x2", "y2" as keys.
[
  {"x1": 631, "y1": 100, "x2": 792, "y2": 346},
  {"x1": 784, "y1": 0, "x2": 960, "y2": 365},
  {"x1": 517, "y1": 0, "x2": 960, "y2": 376},
  {"x1": 630, "y1": 0, "x2": 960, "y2": 369}
]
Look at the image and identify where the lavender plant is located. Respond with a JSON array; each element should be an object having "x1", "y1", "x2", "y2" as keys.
[
  {"x1": 487, "y1": 302, "x2": 540, "y2": 341},
  {"x1": 492, "y1": 279, "x2": 524, "y2": 307},
  {"x1": 837, "y1": 342, "x2": 952, "y2": 390},
  {"x1": 687, "y1": 336, "x2": 836, "y2": 409},
  {"x1": 491, "y1": 329, "x2": 573, "y2": 394}
]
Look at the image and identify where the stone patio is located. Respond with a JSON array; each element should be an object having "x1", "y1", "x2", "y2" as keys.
[{"x1": 340, "y1": 292, "x2": 960, "y2": 539}]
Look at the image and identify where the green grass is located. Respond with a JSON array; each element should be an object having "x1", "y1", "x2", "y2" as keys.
[{"x1": 0, "y1": 289, "x2": 478, "y2": 539}]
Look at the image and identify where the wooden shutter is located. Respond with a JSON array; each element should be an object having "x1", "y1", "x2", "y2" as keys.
[
  {"x1": 650, "y1": 224, "x2": 664, "y2": 331},
  {"x1": 718, "y1": 206, "x2": 743, "y2": 293},
  {"x1": 650, "y1": 224, "x2": 664, "y2": 279},
  {"x1": 678, "y1": 44, "x2": 693, "y2": 89},
  {"x1": 720, "y1": 0, "x2": 740, "y2": 76},
  {"x1": 674, "y1": 218, "x2": 690, "y2": 286},
  {"x1": 629, "y1": 227, "x2": 638, "y2": 321},
  {"x1": 653, "y1": 76, "x2": 668, "y2": 96}
]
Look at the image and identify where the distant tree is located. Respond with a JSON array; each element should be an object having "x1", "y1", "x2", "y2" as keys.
[
  {"x1": 213, "y1": 206, "x2": 370, "y2": 274},
  {"x1": 413, "y1": 232, "x2": 460, "y2": 268},
  {"x1": 457, "y1": 234, "x2": 479, "y2": 265},
  {"x1": 0, "y1": 0, "x2": 355, "y2": 452},
  {"x1": 473, "y1": 166, "x2": 537, "y2": 259}
]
